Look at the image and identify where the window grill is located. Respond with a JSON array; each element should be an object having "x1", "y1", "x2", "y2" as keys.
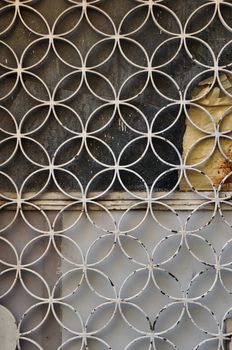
[{"x1": 0, "y1": 0, "x2": 232, "y2": 349}]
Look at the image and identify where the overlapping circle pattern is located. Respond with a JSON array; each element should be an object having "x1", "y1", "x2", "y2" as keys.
[{"x1": 0, "y1": 0, "x2": 232, "y2": 349}]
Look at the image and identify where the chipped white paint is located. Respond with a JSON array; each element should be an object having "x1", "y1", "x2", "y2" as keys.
[{"x1": 0, "y1": 1, "x2": 231, "y2": 349}]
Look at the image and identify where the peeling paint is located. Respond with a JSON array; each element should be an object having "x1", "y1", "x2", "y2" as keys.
[{"x1": 181, "y1": 74, "x2": 232, "y2": 191}]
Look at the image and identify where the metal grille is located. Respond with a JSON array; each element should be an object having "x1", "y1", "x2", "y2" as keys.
[{"x1": 0, "y1": 0, "x2": 232, "y2": 349}]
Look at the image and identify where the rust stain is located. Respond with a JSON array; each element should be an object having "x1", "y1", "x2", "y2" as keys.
[
  {"x1": 217, "y1": 148, "x2": 232, "y2": 186},
  {"x1": 217, "y1": 149, "x2": 232, "y2": 189}
]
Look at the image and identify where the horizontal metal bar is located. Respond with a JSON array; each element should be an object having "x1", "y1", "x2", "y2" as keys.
[{"x1": 0, "y1": 191, "x2": 231, "y2": 211}]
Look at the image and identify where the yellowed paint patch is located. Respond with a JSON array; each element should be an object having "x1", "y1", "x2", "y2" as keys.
[{"x1": 181, "y1": 75, "x2": 232, "y2": 191}]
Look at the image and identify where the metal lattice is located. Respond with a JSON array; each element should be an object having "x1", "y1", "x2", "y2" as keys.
[{"x1": 0, "y1": 0, "x2": 232, "y2": 349}]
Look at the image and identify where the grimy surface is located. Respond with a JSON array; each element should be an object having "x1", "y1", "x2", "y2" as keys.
[
  {"x1": 0, "y1": 0, "x2": 231, "y2": 192},
  {"x1": 1, "y1": 3, "x2": 232, "y2": 350}
]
